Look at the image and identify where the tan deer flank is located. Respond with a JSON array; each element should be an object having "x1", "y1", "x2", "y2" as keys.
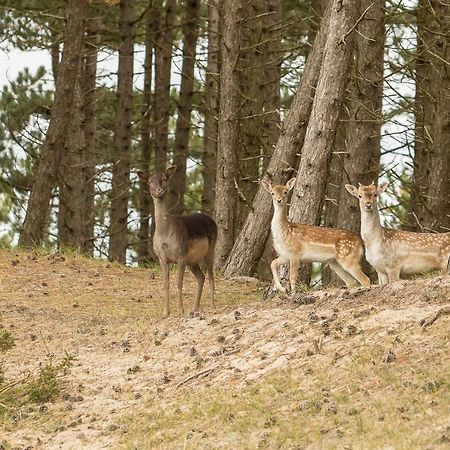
[
  {"x1": 346, "y1": 181, "x2": 450, "y2": 284},
  {"x1": 138, "y1": 166, "x2": 217, "y2": 318},
  {"x1": 261, "y1": 177, "x2": 370, "y2": 292}
]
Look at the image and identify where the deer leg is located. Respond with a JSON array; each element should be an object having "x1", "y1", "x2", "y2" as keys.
[
  {"x1": 160, "y1": 259, "x2": 170, "y2": 318},
  {"x1": 386, "y1": 267, "x2": 401, "y2": 283},
  {"x1": 377, "y1": 271, "x2": 388, "y2": 285},
  {"x1": 341, "y1": 261, "x2": 370, "y2": 287},
  {"x1": 289, "y1": 257, "x2": 299, "y2": 293},
  {"x1": 177, "y1": 258, "x2": 186, "y2": 316},
  {"x1": 328, "y1": 260, "x2": 359, "y2": 287},
  {"x1": 206, "y1": 263, "x2": 215, "y2": 308},
  {"x1": 271, "y1": 256, "x2": 288, "y2": 293},
  {"x1": 189, "y1": 264, "x2": 205, "y2": 312}
]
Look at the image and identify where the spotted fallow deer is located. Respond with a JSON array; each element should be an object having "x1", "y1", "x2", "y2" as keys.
[
  {"x1": 345, "y1": 181, "x2": 450, "y2": 284},
  {"x1": 137, "y1": 166, "x2": 217, "y2": 318},
  {"x1": 261, "y1": 177, "x2": 370, "y2": 292}
]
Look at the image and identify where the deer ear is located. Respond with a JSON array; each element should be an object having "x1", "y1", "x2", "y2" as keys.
[
  {"x1": 260, "y1": 177, "x2": 272, "y2": 193},
  {"x1": 285, "y1": 177, "x2": 296, "y2": 192},
  {"x1": 137, "y1": 170, "x2": 149, "y2": 183},
  {"x1": 165, "y1": 165, "x2": 177, "y2": 180},
  {"x1": 377, "y1": 181, "x2": 389, "y2": 193},
  {"x1": 345, "y1": 184, "x2": 359, "y2": 197}
]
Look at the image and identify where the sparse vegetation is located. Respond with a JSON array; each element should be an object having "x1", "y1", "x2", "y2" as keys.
[{"x1": 0, "y1": 330, "x2": 15, "y2": 352}]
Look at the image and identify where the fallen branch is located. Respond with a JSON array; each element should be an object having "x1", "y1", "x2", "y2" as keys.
[
  {"x1": 420, "y1": 305, "x2": 450, "y2": 328},
  {"x1": 176, "y1": 366, "x2": 218, "y2": 389}
]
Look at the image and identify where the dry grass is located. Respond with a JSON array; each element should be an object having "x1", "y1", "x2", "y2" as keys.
[{"x1": 0, "y1": 248, "x2": 449, "y2": 449}]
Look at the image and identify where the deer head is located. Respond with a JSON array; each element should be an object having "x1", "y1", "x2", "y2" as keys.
[
  {"x1": 137, "y1": 166, "x2": 177, "y2": 199},
  {"x1": 261, "y1": 177, "x2": 296, "y2": 206},
  {"x1": 345, "y1": 181, "x2": 389, "y2": 212}
]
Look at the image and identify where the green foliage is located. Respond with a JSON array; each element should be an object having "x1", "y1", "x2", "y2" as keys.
[
  {"x1": 0, "y1": 330, "x2": 15, "y2": 352},
  {"x1": 27, "y1": 363, "x2": 59, "y2": 403},
  {"x1": 0, "y1": 351, "x2": 75, "y2": 412}
]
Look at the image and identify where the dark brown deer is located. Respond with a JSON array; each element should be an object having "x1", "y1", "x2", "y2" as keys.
[{"x1": 137, "y1": 166, "x2": 217, "y2": 318}]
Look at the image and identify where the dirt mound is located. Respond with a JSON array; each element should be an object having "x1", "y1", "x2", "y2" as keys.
[{"x1": 1, "y1": 249, "x2": 449, "y2": 449}]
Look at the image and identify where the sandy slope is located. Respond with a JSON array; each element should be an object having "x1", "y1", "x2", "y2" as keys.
[{"x1": 0, "y1": 249, "x2": 449, "y2": 449}]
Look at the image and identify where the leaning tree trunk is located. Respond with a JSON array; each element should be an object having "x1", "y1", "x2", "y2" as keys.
[
  {"x1": 170, "y1": 0, "x2": 201, "y2": 215},
  {"x1": 222, "y1": 3, "x2": 331, "y2": 277},
  {"x1": 138, "y1": 0, "x2": 157, "y2": 264},
  {"x1": 82, "y1": 5, "x2": 102, "y2": 255},
  {"x1": 201, "y1": 0, "x2": 220, "y2": 215},
  {"x1": 289, "y1": 0, "x2": 358, "y2": 225},
  {"x1": 408, "y1": 0, "x2": 450, "y2": 232},
  {"x1": 154, "y1": 0, "x2": 176, "y2": 172},
  {"x1": 323, "y1": 0, "x2": 384, "y2": 286},
  {"x1": 335, "y1": 0, "x2": 384, "y2": 231},
  {"x1": 108, "y1": 0, "x2": 135, "y2": 263},
  {"x1": 214, "y1": 0, "x2": 243, "y2": 268},
  {"x1": 19, "y1": 0, "x2": 88, "y2": 248}
]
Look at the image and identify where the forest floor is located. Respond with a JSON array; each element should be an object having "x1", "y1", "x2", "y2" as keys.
[{"x1": 0, "y1": 248, "x2": 449, "y2": 449}]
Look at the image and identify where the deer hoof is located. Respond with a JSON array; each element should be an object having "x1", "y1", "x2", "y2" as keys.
[{"x1": 161, "y1": 310, "x2": 170, "y2": 319}]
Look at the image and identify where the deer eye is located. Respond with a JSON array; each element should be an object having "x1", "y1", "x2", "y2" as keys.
[
  {"x1": 271, "y1": 192, "x2": 274, "y2": 195},
  {"x1": 358, "y1": 195, "x2": 362, "y2": 198},
  {"x1": 374, "y1": 193, "x2": 377, "y2": 197},
  {"x1": 283, "y1": 191, "x2": 287, "y2": 194}
]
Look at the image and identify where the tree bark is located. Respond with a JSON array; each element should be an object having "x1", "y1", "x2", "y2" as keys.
[
  {"x1": 82, "y1": 5, "x2": 102, "y2": 255},
  {"x1": 235, "y1": 0, "x2": 266, "y2": 233},
  {"x1": 214, "y1": 0, "x2": 243, "y2": 268},
  {"x1": 138, "y1": 0, "x2": 156, "y2": 263},
  {"x1": 201, "y1": 0, "x2": 220, "y2": 215},
  {"x1": 170, "y1": 0, "x2": 201, "y2": 215},
  {"x1": 223, "y1": 3, "x2": 331, "y2": 277},
  {"x1": 154, "y1": 0, "x2": 176, "y2": 172},
  {"x1": 408, "y1": 0, "x2": 450, "y2": 232},
  {"x1": 108, "y1": 0, "x2": 135, "y2": 263},
  {"x1": 335, "y1": 0, "x2": 384, "y2": 232},
  {"x1": 289, "y1": 0, "x2": 358, "y2": 226},
  {"x1": 256, "y1": 0, "x2": 282, "y2": 279},
  {"x1": 58, "y1": 69, "x2": 86, "y2": 250},
  {"x1": 19, "y1": 0, "x2": 88, "y2": 248}
]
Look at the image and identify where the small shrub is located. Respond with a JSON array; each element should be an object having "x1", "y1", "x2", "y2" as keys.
[
  {"x1": 27, "y1": 353, "x2": 75, "y2": 404},
  {"x1": 0, "y1": 330, "x2": 15, "y2": 352},
  {"x1": 27, "y1": 364, "x2": 59, "y2": 403}
]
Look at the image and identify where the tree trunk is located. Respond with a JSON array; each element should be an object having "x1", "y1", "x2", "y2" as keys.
[
  {"x1": 223, "y1": 3, "x2": 331, "y2": 277},
  {"x1": 256, "y1": 0, "x2": 282, "y2": 279},
  {"x1": 235, "y1": 0, "x2": 266, "y2": 233},
  {"x1": 289, "y1": 0, "x2": 358, "y2": 224},
  {"x1": 138, "y1": 0, "x2": 156, "y2": 264},
  {"x1": 154, "y1": 0, "x2": 176, "y2": 172},
  {"x1": 58, "y1": 69, "x2": 86, "y2": 250},
  {"x1": 214, "y1": 0, "x2": 243, "y2": 268},
  {"x1": 322, "y1": 107, "x2": 348, "y2": 286},
  {"x1": 201, "y1": 0, "x2": 220, "y2": 215},
  {"x1": 108, "y1": 0, "x2": 135, "y2": 263},
  {"x1": 335, "y1": 0, "x2": 384, "y2": 231},
  {"x1": 408, "y1": 0, "x2": 450, "y2": 232},
  {"x1": 19, "y1": 0, "x2": 88, "y2": 248},
  {"x1": 170, "y1": 0, "x2": 201, "y2": 215},
  {"x1": 82, "y1": 5, "x2": 102, "y2": 255},
  {"x1": 323, "y1": 0, "x2": 384, "y2": 286}
]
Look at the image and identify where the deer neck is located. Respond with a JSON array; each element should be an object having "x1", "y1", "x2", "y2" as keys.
[
  {"x1": 360, "y1": 206, "x2": 383, "y2": 244},
  {"x1": 272, "y1": 202, "x2": 289, "y2": 232},
  {"x1": 153, "y1": 197, "x2": 171, "y2": 232}
]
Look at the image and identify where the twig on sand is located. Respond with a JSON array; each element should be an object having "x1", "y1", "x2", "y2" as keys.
[
  {"x1": 176, "y1": 366, "x2": 218, "y2": 389},
  {"x1": 420, "y1": 305, "x2": 450, "y2": 328}
]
